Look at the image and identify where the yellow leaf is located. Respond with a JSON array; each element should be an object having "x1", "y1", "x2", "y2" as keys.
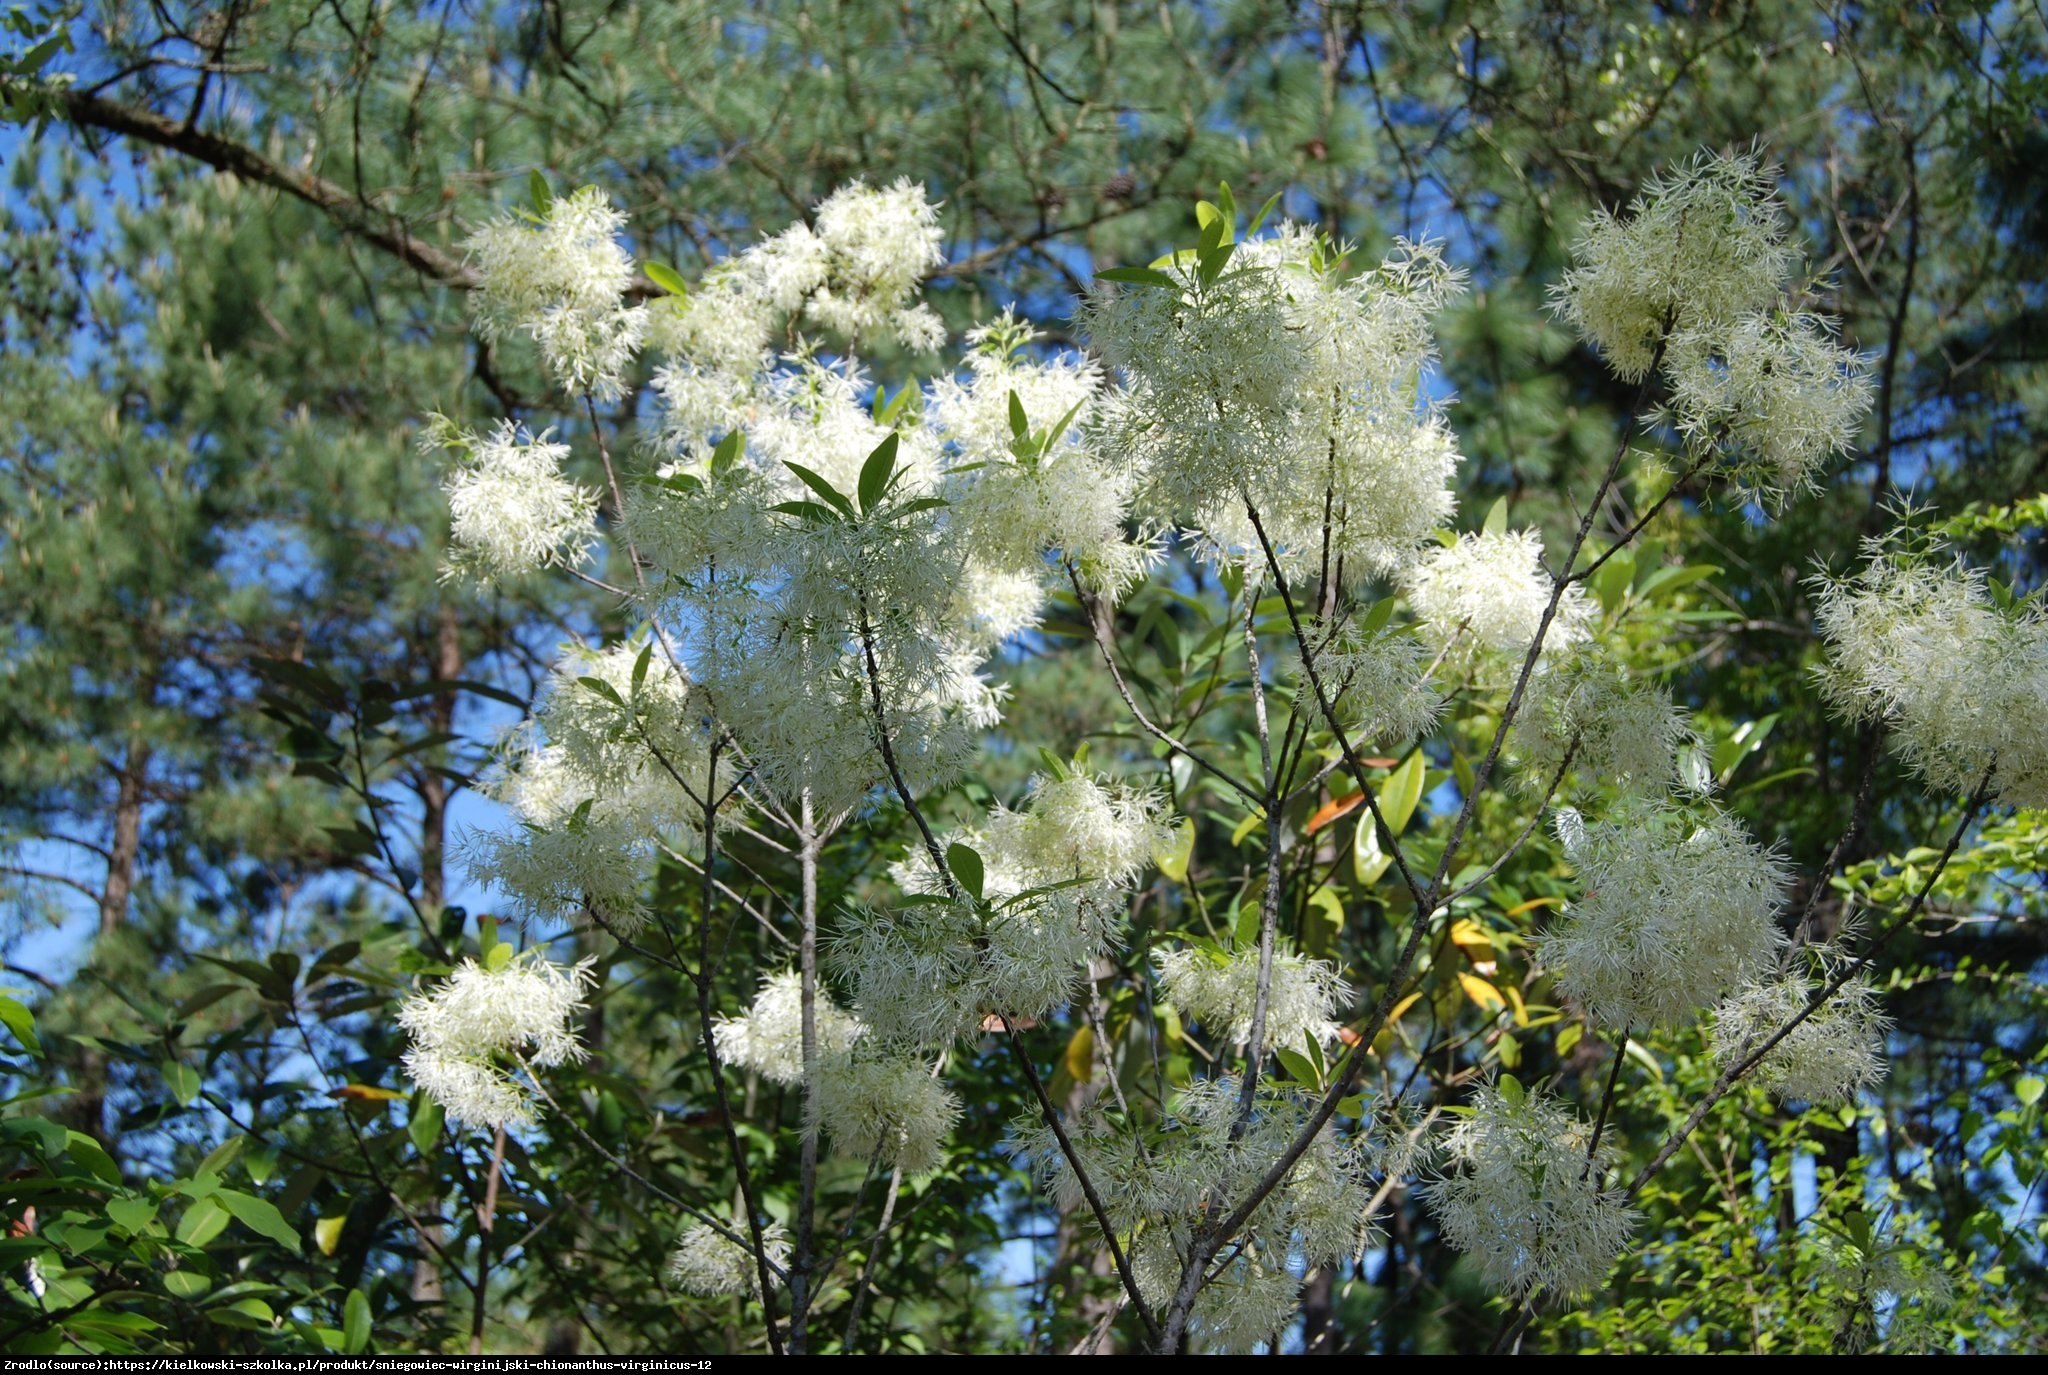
[
  {"x1": 1230, "y1": 808, "x2": 1267, "y2": 847},
  {"x1": 314, "y1": 1216, "x2": 345, "y2": 1257},
  {"x1": 1152, "y1": 816, "x2": 1196, "y2": 882},
  {"x1": 1449, "y1": 919, "x2": 1493, "y2": 952},
  {"x1": 1501, "y1": 983, "x2": 1531, "y2": 1028},
  {"x1": 1503, "y1": 895, "x2": 1562, "y2": 918},
  {"x1": 1387, "y1": 991, "x2": 1423, "y2": 1024},
  {"x1": 1064, "y1": 1025, "x2": 1096, "y2": 1084},
  {"x1": 1457, "y1": 972, "x2": 1505, "y2": 1014}
]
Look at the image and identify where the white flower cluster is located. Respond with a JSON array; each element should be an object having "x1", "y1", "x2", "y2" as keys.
[
  {"x1": 1542, "y1": 801, "x2": 1789, "y2": 1030},
  {"x1": 1157, "y1": 943, "x2": 1351, "y2": 1051},
  {"x1": 714, "y1": 971, "x2": 953, "y2": 1177},
  {"x1": 1712, "y1": 954, "x2": 1889, "y2": 1104},
  {"x1": 1425, "y1": 1076, "x2": 1635, "y2": 1299},
  {"x1": 427, "y1": 417, "x2": 598, "y2": 584},
  {"x1": 712, "y1": 970, "x2": 865, "y2": 1087},
  {"x1": 1085, "y1": 231, "x2": 1463, "y2": 585},
  {"x1": 1551, "y1": 149, "x2": 1871, "y2": 499},
  {"x1": 399, "y1": 949, "x2": 594, "y2": 1130},
  {"x1": 936, "y1": 311, "x2": 1157, "y2": 596},
  {"x1": 667, "y1": 1219, "x2": 790, "y2": 1299},
  {"x1": 806, "y1": 1052, "x2": 960, "y2": 1176},
  {"x1": 1308, "y1": 617, "x2": 1445, "y2": 748},
  {"x1": 1512, "y1": 648, "x2": 1703, "y2": 797},
  {"x1": 1812, "y1": 534, "x2": 2048, "y2": 807},
  {"x1": 851, "y1": 769, "x2": 1176, "y2": 1045},
  {"x1": 1813, "y1": 1231, "x2": 1955, "y2": 1354},
  {"x1": 466, "y1": 185, "x2": 647, "y2": 399},
  {"x1": 1013, "y1": 1077, "x2": 1388, "y2": 1353},
  {"x1": 1405, "y1": 528, "x2": 1590, "y2": 664},
  {"x1": 459, "y1": 641, "x2": 712, "y2": 933}
]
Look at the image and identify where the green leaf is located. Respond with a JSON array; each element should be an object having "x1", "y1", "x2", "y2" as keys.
[
  {"x1": 643, "y1": 261, "x2": 688, "y2": 297},
  {"x1": 217, "y1": 1189, "x2": 301, "y2": 1251},
  {"x1": 711, "y1": 429, "x2": 745, "y2": 474},
  {"x1": 161, "y1": 1061, "x2": 201, "y2": 1106},
  {"x1": 484, "y1": 940, "x2": 514, "y2": 971},
  {"x1": 1245, "y1": 190, "x2": 1285, "y2": 237},
  {"x1": 769, "y1": 500, "x2": 843, "y2": 525},
  {"x1": 946, "y1": 842, "x2": 985, "y2": 902},
  {"x1": 1232, "y1": 900, "x2": 1261, "y2": 953},
  {"x1": 1096, "y1": 265, "x2": 1180, "y2": 289},
  {"x1": 1275, "y1": 1046, "x2": 1322, "y2": 1089},
  {"x1": 1380, "y1": 751, "x2": 1427, "y2": 835},
  {"x1": 177, "y1": 1196, "x2": 230, "y2": 1248},
  {"x1": 1482, "y1": 495, "x2": 1509, "y2": 537},
  {"x1": 578, "y1": 675, "x2": 625, "y2": 708},
  {"x1": 66, "y1": 1132, "x2": 121, "y2": 1186},
  {"x1": 1358, "y1": 595, "x2": 1396, "y2": 640},
  {"x1": 405, "y1": 1090, "x2": 442, "y2": 1155},
  {"x1": 783, "y1": 462, "x2": 857, "y2": 519},
  {"x1": 857, "y1": 433, "x2": 901, "y2": 515},
  {"x1": 1354, "y1": 815, "x2": 1393, "y2": 887},
  {"x1": 1007, "y1": 389, "x2": 1030, "y2": 441},
  {"x1": 2017, "y1": 1075, "x2": 2045, "y2": 1107},
  {"x1": 106, "y1": 1196, "x2": 157, "y2": 1234},
  {"x1": 1497, "y1": 1072, "x2": 1525, "y2": 1106},
  {"x1": 0, "y1": 995, "x2": 40, "y2": 1054},
  {"x1": 163, "y1": 1268, "x2": 212, "y2": 1298},
  {"x1": 528, "y1": 168, "x2": 552, "y2": 214},
  {"x1": 343, "y1": 1288, "x2": 372, "y2": 1355}
]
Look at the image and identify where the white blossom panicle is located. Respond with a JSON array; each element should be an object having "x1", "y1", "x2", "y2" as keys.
[
  {"x1": 1512, "y1": 649, "x2": 1703, "y2": 797},
  {"x1": 1814, "y1": 1231, "x2": 1956, "y2": 1354},
  {"x1": 1542, "y1": 801, "x2": 1789, "y2": 1030},
  {"x1": 458, "y1": 640, "x2": 714, "y2": 933},
  {"x1": 1812, "y1": 535, "x2": 2048, "y2": 807},
  {"x1": 1551, "y1": 149, "x2": 1793, "y2": 383},
  {"x1": 1157, "y1": 944, "x2": 1351, "y2": 1050},
  {"x1": 1552, "y1": 150, "x2": 1873, "y2": 500},
  {"x1": 806, "y1": 1051, "x2": 959, "y2": 1175},
  {"x1": 428, "y1": 417, "x2": 598, "y2": 584},
  {"x1": 466, "y1": 185, "x2": 647, "y2": 399},
  {"x1": 806, "y1": 179, "x2": 945, "y2": 348},
  {"x1": 667, "y1": 1220, "x2": 790, "y2": 1299},
  {"x1": 987, "y1": 769, "x2": 1177, "y2": 889},
  {"x1": 1011, "y1": 1077, "x2": 1387, "y2": 1352},
  {"x1": 399, "y1": 950, "x2": 595, "y2": 1130},
  {"x1": 1712, "y1": 955, "x2": 1889, "y2": 1104},
  {"x1": 712, "y1": 971, "x2": 866, "y2": 1087},
  {"x1": 1406, "y1": 529, "x2": 1590, "y2": 662},
  {"x1": 1310, "y1": 619, "x2": 1445, "y2": 749},
  {"x1": 1085, "y1": 231, "x2": 1464, "y2": 585},
  {"x1": 1667, "y1": 311, "x2": 1873, "y2": 499},
  {"x1": 1426, "y1": 1076, "x2": 1635, "y2": 1298}
]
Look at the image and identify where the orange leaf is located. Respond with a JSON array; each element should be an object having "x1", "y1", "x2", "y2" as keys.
[{"x1": 1305, "y1": 792, "x2": 1365, "y2": 835}]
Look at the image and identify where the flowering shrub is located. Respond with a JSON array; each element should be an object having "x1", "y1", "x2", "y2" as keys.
[{"x1": 380, "y1": 157, "x2": 2023, "y2": 1353}]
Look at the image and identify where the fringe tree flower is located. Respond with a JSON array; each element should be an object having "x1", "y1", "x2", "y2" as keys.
[
  {"x1": 399, "y1": 950, "x2": 595, "y2": 1130},
  {"x1": 713, "y1": 971, "x2": 865, "y2": 1087},
  {"x1": 1425, "y1": 1076, "x2": 1635, "y2": 1299},
  {"x1": 1666, "y1": 311, "x2": 1872, "y2": 500},
  {"x1": 1406, "y1": 528, "x2": 1590, "y2": 662},
  {"x1": 1542, "y1": 801, "x2": 1789, "y2": 1030},
  {"x1": 1812, "y1": 534, "x2": 2048, "y2": 807},
  {"x1": 1551, "y1": 149, "x2": 1794, "y2": 383},
  {"x1": 1309, "y1": 618, "x2": 1445, "y2": 749},
  {"x1": 1512, "y1": 648, "x2": 1703, "y2": 797},
  {"x1": 806, "y1": 179, "x2": 945, "y2": 348},
  {"x1": 667, "y1": 1220, "x2": 790, "y2": 1299},
  {"x1": 807, "y1": 1051, "x2": 959, "y2": 1175},
  {"x1": 466, "y1": 185, "x2": 648, "y2": 399},
  {"x1": 429, "y1": 417, "x2": 598, "y2": 584},
  {"x1": 1157, "y1": 944, "x2": 1351, "y2": 1051},
  {"x1": 1712, "y1": 954, "x2": 1888, "y2": 1104}
]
